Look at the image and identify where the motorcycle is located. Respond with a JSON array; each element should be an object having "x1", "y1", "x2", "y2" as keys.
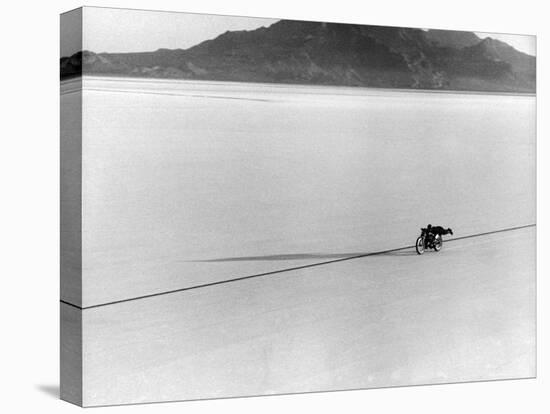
[{"x1": 415, "y1": 228, "x2": 442, "y2": 255}]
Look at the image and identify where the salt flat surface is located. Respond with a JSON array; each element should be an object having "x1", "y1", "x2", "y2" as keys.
[
  {"x1": 80, "y1": 226, "x2": 535, "y2": 406},
  {"x1": 63, "y1": 77, "x2": 535, "y2": 306}
]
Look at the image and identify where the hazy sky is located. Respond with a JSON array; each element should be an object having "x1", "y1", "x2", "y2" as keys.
[
  {"x1": 62, "y1": 7, "x2": 276, "y2": 56},
  {"x1": 61, "y1": 7, "x2": 535, "y2": 57},
  {"x1": 475, "y1": 32, "x2": 535, "y2": 55}
]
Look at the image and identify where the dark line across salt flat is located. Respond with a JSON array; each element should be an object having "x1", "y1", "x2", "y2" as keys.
[
  {"x1": 83, "y1": 87, "x2": 274, "y2": 102},
  {"x1": 61, "y1": 223, "x2": 535, "y2": 311}
]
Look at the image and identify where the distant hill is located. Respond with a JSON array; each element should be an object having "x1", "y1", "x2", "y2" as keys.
[{"x1": 60, "y1": 20, "x2": 535, "y2": 93}]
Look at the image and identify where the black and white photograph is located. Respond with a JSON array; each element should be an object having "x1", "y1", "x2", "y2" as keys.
[
  {"x1": 2, "y1": 1, "x2": 548, "y2": 413},
  {"x1": 60, "y1": 7, "x2": 536, "y2": 406},
  {"x1": 59, "y1": 6, "x2": 536, "y2": 407}
]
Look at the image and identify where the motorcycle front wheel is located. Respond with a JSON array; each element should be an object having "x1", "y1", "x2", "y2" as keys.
[{"x1": 415, "y1": 236, "x2": 425, "y2": 255}]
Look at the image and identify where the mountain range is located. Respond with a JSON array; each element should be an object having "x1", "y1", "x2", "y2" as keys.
[{"x1": 60, "y1": 20, "x2": 536, "y2": 93}]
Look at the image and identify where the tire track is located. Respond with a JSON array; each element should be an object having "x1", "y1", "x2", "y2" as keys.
[{"x1": 61, "y1": 223, "x2": 535, "y2": 311}]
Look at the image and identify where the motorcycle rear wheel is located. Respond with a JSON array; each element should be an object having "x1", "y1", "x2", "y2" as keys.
[
  {"x1": 415, "y1": 236, "x2": 425, "y2": 255},
  {"x1": 433, "y1": 234, "x2": 443, "y2": 252}
]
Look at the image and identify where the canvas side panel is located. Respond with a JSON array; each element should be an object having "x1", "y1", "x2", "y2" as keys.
[
  {"x1": 60, "y1": 8, "x2": 83, "y2": 307},
  {"x1": 61, "y1": 8, "x2": 83, "y2": 406},
  {"x1": 60, "y1": 8, "x2": 82, "y2": 79},
  {"x1": 60, "y1": 84, "x2": 82, "y2": 305},
  {"x1": 60, "y1": 303, "x2": 83, "y2": 406}
]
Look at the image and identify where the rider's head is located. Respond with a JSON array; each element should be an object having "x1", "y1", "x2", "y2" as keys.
[{"x1": 427, "y1": 224, "x2": 432, "y2": 229}]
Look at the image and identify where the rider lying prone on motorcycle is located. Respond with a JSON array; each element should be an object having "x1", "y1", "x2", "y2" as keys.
[
  {"x1": 416, "y1": 224, "x2": 453, "y2": 254},
  {"x1": 426, "y1": 224, "x2": 453, "y2": 238}
]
